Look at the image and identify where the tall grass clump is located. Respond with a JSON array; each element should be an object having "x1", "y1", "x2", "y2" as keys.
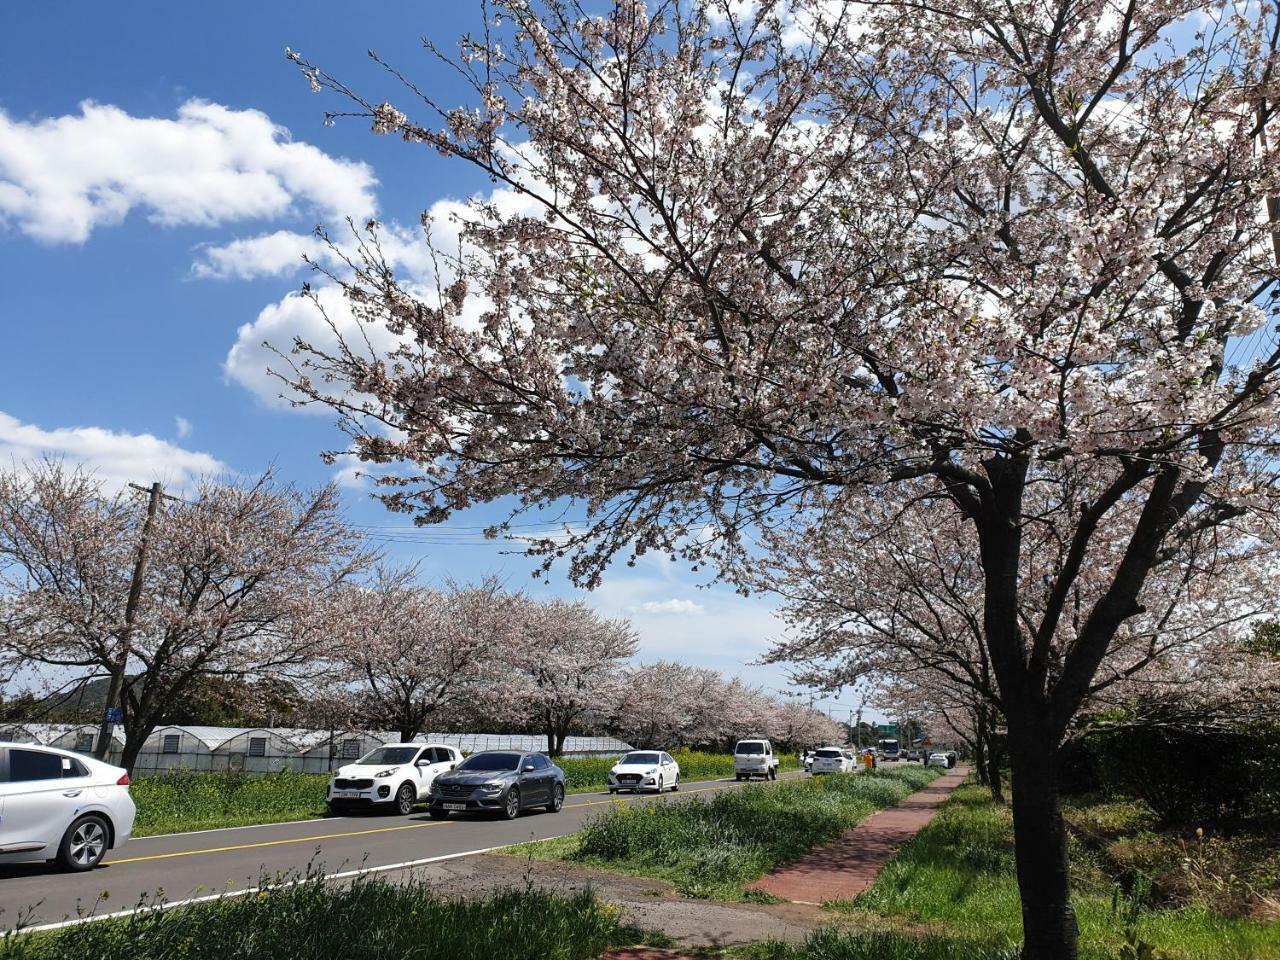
[
  {"x1": 131, "y1": 771, "x2": 329, "y2": 836},
  {"x1": 572, "y1": 767, "x2": 939, "y2": 898},
  {"x1": 0, "y1": 876, "x2": 652, "y2": 960}
]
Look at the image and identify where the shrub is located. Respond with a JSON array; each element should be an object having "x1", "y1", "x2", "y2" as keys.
[{"x1": 1076, "y1": 710, "x2": 1280, "y2": 831}]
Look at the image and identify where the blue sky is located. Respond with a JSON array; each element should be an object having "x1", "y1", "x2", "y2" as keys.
[{"x1": 0, "y1": 2, "x2": 862, "y2": 720}]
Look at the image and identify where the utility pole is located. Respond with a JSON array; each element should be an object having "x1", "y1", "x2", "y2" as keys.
[
  {"x1": 94, "y1": 481, "x2": 163, "y2": 759},
  {"x1": 855, "y1": 707, "x2": 863, "y2": 750}
]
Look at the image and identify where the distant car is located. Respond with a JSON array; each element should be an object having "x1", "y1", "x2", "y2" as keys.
[
  {"x1": 928, "y1": 752, "x2": 950, "y2": 768},
  {"x1": 428, "y1": 750, "x2": 566, "y2": 819},
  {"x1": 327, "y1": 743, "x2": 463, "y2": 815},
  {"x1": 733, "y1": 738, "x2": 779, "y2": 781},
  {"x1": 905, "y1": 749, "x2": 921, "y2": 762},
  {"x1": 809, "y1": 746, "x2": 852, "y2": 774},
  {"x1": 0, "y1": 742, "x2": 135, "y2": 871},
  {"x1": 608, "y1": 750, "x2": 680, "y2": 794}
]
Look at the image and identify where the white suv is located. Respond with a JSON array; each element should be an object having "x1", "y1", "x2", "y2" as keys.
[
  {"x1": 809, "y1": 746, "x2": 852, "y2": 774},
  {"x1": 733, "y1": 738, "x2": 779, "y2": 781},
  {"x1": 0, "y1": 742, "x2": 136, "y2": 871},
  {"x1": 328, "y1": 743, "x2": 462, "y2": 815}
]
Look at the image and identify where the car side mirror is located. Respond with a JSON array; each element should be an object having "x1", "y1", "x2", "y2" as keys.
[
  {"x1": 416, "y1": 759, "x2": 429, "y2": 767},
  {"x1": 523, "y1": 763, "x2": 536, "y2": 772}
]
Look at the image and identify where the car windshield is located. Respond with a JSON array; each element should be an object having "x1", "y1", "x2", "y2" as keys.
[
  {"x1": 457, "y1": 752, "x2": 521, "y2": 772},
  {"x1": 735, "y1": 742, "x2": 766, "y2": 755},
  {"x1": 620, "y1": 752, "x2": 660, "y2": 765},
  {"x1": 356, "y1": 747, "x2": 419, "y2": 766},
  {"x1": 815, "y1": 749, "x2": 843, "y2": 758}
]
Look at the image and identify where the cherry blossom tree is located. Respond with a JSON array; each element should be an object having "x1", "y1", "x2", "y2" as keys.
[
  {"x1": 610, "y1": 660, "x2": 842, "y2": 749},
  {"x1": 500, "y1": 598, "x2": 637, "y2": 756},
  {"x1": 327, "y1": 570, "x2": 521, "y2": 740},
  {"x1": 609, "y1": 660, "x2": 730, "y2": 747},
  {"x1": 280, "y1": 2, "x2": 1280, "y2": 956},
  {"x1": 0, "y1": 461, "x2": 370, "y2": 772}
]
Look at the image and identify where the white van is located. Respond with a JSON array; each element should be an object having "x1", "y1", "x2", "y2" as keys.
[{"x1": 733, "y1": 738, "x2": 779, "y2": 781}]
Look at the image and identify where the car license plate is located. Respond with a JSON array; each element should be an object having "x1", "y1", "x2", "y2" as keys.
[
  {"x1": 442, "y1": 802, "x2": 467, "y2": 811},
  {"x1": 335, "y1": 791, "x2": 360, "y2": 799}
]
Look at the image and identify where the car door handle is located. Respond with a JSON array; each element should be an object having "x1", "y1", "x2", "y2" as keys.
[{"x1": 62, "y1": 789, "x2": 82, "y2": 798}]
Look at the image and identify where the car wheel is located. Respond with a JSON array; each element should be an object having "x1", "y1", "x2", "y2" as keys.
[
  {"x1": 57, "y1": 814, "x2": 109, "y2": 872},
  {"x1": 672, "y1": 775, "x2": 679, "y2": 792},
  {"x1": 768, "y1": 767, "x2": 777, "y2": 781},
  {"x1": 734, "y1": 773, "x2": 742, "y2": 782},
  {"x1": 427, "y1": 807, "x2": 450, "y2": 820},
  {"x1": 503, "y1": 787, "x2": 521, "y2": 820},
  {"x1": 547, "y1": 784, "x2": 564, "y2": 813},
  {"x1": 656, "y1": 775, "x2": 664, "y2": 793},
  {"x1": 395, "y1": 783, "x2": 416, "y2": 815}
]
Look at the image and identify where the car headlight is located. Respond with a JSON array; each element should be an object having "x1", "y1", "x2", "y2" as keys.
[
  {"x1": 480, "y1": 782, "x2": 504, "y2": 794},
  {"x1": 645, "y1": 767, "x2": 657, "y2": 775},
  {"x1": 375, "y1": 768, "x2": 397, "y2": 778}
]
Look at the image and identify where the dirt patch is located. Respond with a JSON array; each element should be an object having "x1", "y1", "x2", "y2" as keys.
[{"x1": 401, "y1": 853, "x2": 823, "y2": 947}]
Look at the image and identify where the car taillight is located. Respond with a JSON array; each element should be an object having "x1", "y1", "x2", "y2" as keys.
[{"x1": 117, "y1": 773, "x2": 131, "y2": 786}]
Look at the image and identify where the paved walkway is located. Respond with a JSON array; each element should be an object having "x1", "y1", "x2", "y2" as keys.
[{"x1": 744, "y1": 765, "x2": 969, "y2": 905}]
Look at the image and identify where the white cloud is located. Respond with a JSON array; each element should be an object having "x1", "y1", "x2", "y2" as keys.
[
  {"x1": 0, "y1": 411, "x2": 227, "y2": 491},
  {"x1": 639, "y1": 598, "x2": 706, "y2": 615},
  {"x1": 224, "y1": 282, "x2": 407, "y2": 409},
  {"x1": 174, "y1": 416, "x2": 192, "y2": 439},
  {"x1": 192, "y1": 230, "x2": 332, "y2": 280},
  {"x1": 0, "y1": 100, "x2": 376, "y2": 244},
  {"x1": 193, "y1": 222, "x2": 437, "y2": 282}
]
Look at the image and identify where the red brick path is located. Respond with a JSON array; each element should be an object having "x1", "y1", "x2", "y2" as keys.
[
  {"x1": 744, "y1": 766, "x2": 969, "y2": 905},
  {"x1": 600, "y1": 768, "x2": 969, "y2": 959}
]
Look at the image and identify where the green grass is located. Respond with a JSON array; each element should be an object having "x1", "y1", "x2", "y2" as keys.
[
  {"x1": 131, "y1": 771, "x2": 329, "y2": 836},
  {"x1": 739, "y1": 929, "x2": 1019, "y2": 960},
  {"x1": 131, "y1": 751, "x2": 786, "y2": 836},
  {"x1": 0, "y1": 876, "x2": 666, "y2": 960},
  {"x1": 823, "y1": 784, "x2": 1280, "y2": 960},
  {"x1": 512, "y1": 767, "x2": 941, "y2": 900}
]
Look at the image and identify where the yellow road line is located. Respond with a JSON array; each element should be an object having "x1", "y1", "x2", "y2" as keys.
[
  {"x1": 109, "y1": 821, "x2": 449, "y2": 864},
  {"x1": 107, "y1": 780, "x2": 756, "y2": 866}
]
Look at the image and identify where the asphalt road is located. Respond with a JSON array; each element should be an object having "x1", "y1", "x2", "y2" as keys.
[{"x1": 0, "y1": 772, "x2": 804, "y2": 931}]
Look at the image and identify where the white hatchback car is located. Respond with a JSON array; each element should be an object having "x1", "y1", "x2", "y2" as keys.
[
  {"x1": 327, "y1": 743, "x2": 462, "y2": 815},
  {"x1": 809, "y1": 746, "x2": 853, "y2": 774},
  {"x1": 607, "y1": 750, "x2": 680, "y2": 794},
  {"x1": 0, "y1": 742, "x2": 136, "y2": 871}
]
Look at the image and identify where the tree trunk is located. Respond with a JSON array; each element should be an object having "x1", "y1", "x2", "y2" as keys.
[
  {"x1": 987, "y1": 737, "x2": 1005, "y2": 805},
  {"x1": 120, "y1": 728, "x2": 147, "y2": 777},
  {"x1": 1009, "y1": 735, "x2": 1077, "y2": 960},
  {"x1": 974, "y1": 712, "x2": 990, "y2": 786}
]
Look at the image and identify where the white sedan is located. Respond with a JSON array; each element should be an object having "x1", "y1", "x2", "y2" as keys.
[
  {"x1": 327, "y1": 743, "x2": 462, "y2": 815},
  {"x1": 808, "y1": 746, "x2": 853, "y2": 774},
  {"x1": 607, "y1": 750, "x2": 680, "y2": 793},
  {"x1": 0, "y1": 742, "x2": 136, "y2": 871}
]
